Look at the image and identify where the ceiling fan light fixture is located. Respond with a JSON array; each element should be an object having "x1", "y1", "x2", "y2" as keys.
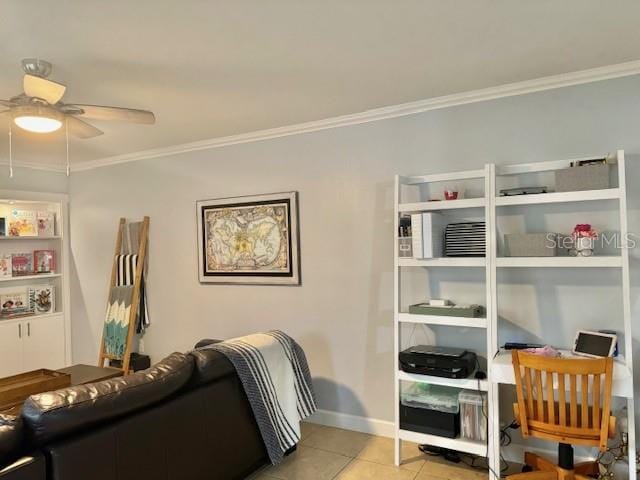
[{"x1": 13, "y1": 105, "x2": 63, "y2": 133}]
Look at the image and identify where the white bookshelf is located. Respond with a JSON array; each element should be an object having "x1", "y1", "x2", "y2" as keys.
[
  {"x1": 0, "y1": 273, "x2": 63, "y2": 283},
  {"x1": 399, "y1": 197, "x2": 486, "y2": 213},
  {"x1": 394, "y1": 166, "x2": 497, "y2": 469},
  {"x1": 398, "y1": 312, "x2": 487, "y2": 329},
  {"x1": 0, "y1": 190, "x2": 71, "y2": 378},
  {"x1": 399, "y1": 429, "x2": 486, "y2": 457},
  {"x1": 398, "y1": 257, "x2": 486, "y2": 268},
  {"x1": 394, "y1": 151, "x2": 636, "y2": 480},
  {"x1": 495, "y1": 256, "x2": 622, "y2": 268},
  {"x1": 398, "y1": 370, "x2": 489, "y2": 391}
]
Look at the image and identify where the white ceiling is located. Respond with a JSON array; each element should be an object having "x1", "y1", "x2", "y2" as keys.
[{"x1": 2, "y1": 0, "x2": 640, "y2": 169}]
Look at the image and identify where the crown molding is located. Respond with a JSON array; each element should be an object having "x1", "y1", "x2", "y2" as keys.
[
  {"x1": 61, "y1": 59, "x2": 640, "y2": 172},
  {"x1": 0, "y1": 159, "x2": 67, "y2": 174}
]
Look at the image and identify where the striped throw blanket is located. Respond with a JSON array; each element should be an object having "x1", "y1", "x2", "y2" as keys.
[
  {"x1": 114, "y1": 254, "x2": 150, "y2": 333},
  {"x1": 202, "y1": 331, "x2": 317, "y2": 464}
]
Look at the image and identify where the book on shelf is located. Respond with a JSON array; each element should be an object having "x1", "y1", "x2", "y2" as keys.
[
  {"x1": 0, "y1": 254, "x2": 11, "y2": 278},
  {"x1": 12, "y1": 253, "x2": 34, "y2": 276},
  {"x1": 0, "y1": 284, "x2": 56, "y2": 318},
  {"x1": 34, "y1": 250, "x2": 56, "y2": 274},
  {"x1": 31, "y1": 285, "x2": 55, "y2": 314},
  {"x1": 398, "y1": 216, "x2": 412, "y2": 237},
  {"x1": 37, "y1": 211, "x2": 56, "y2": 237},
  {"x1": 0, "y1": 288, "x2": 32, "y2": 317},
  {"x1": 9, "y1": 210, "x2": 37, "y2": 237},
  {"x1": 411, "y1": 213, "x2": 444, "y2": 259}
]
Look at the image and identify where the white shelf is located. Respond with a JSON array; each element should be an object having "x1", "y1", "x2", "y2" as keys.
[
  {"x1": 398, "y1": 429, "x2": 487, "y2": 457},
  {"x1": 401, "y1": 169, "x2": 486, "y2": 185},
  {"x1": 398, "y1": 312, "x2": 487, "y2": 329},
  {"x1": 0, "y1": 273, "x2": 62, "y2": 282},
  {"x1": 398, "y1": 370, "x2": 489, "y2": 391},
  {"x1": 399, "y1": 198, "x2": 485, "y2": 213},
  {"x1": 399, "y1": 257, "x2": 486, "y2": 268},
  {"x1": 495, "y1": 188, "x2": 620, "y2": 206},
  {"x1": 0, "y1": 236, "x2": 62, "y2": 241},
  {"x1": 0, "y1": 311, "x2": 64, "y2": 324},
  {"x1": 395, "y1": 153, "x2": 636, "y2": 479},
  {"x1": 496, "y1": 256, "x2": 622, "y2": 268}
]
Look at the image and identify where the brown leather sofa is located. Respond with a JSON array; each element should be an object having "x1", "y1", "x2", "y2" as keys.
[{"x1": 0, "y1": 344, "x2": 269, "y2": 480}]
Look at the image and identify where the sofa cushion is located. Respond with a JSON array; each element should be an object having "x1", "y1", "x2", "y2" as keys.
[
  {"x1": 21, "y1": 352, "x2": 194, "y2": 446},
  {"x1": 0, "y1": 415, "x2": 23, "y2": 467},
  {"x1": 188, "y1": 346, "x2": 235, "y2": 387}
]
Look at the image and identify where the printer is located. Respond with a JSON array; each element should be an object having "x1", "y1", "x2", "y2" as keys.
[{"x1": 399, "y1": 345, "x2": 477, "y2": 379}]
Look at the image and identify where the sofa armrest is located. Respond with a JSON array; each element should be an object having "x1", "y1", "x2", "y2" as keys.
[{"x1": 0, "y1": 454, "x2": 45, "y2": 480}]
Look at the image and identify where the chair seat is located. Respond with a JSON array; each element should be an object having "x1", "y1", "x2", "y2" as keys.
[{"x1": 513, "y1": 403, "x2": 615, "y2": 448}]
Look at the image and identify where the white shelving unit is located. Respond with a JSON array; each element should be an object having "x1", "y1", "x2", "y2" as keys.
[
  {"x1": 394, "y1": 165, "x2": 497, "y2": 471},
  {"x1": 394, "y1": 151, "x2": 636, "y2": 480},
  {"x1": 0, "y1": 190, "x2": 71, "y2": 378}
]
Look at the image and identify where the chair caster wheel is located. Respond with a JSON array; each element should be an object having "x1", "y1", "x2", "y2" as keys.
[{"x1": 522, "y1": 465, "x2": 533, "y2": 472}]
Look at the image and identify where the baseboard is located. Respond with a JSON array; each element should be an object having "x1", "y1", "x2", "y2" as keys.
[
  {"x1": 306, "y1": 409, "x2": 594, "y2": 466},
  {"x1": 306, "y1": 409, "x2": 395, "y2": 437}
]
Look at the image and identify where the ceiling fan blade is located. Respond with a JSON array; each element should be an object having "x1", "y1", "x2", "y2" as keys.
[
  {"x1": 66, "y1": 116, "x2": 104, "y2": 139},
  {"x1": 0, "y1": 99, "x2": 16, "y2": 107},
  {"x1": 69, "y1": 104, "x2": 155, "y2": 124},
  {"x1": 23, "y1": 74, "x2": 66, "y2": 104}
]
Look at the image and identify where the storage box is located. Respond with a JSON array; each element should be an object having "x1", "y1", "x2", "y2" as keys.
[
  {"x1": 505, "y1": 233, "x2": 557, "y2": 257},
  {"x1": 400, "y1": 384, "x2": 460, "y2": 438},
  {"x1": 459, "y1": 390, "x2": 487, "y2": 442},
  {"x1": 408, "y1": 303, "x2": 485, "y2": 318},
  {"x1": 398, "y1": 237, "x2": 413, "y2": 258},
  {"x1": 555, "y1": 164, "x2": 610, "y2": 192}
]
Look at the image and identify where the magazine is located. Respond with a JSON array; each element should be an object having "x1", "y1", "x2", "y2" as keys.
[
  {"x1": 9, "y1": 210, "x2": 37, "y2": 237},
  {"x1": 0, "y1": 288, "x2": 32, "y2": 317},
  {"x1": 34, "y1": 250, "x2": 55, "y2": 273},
  {"x1": 12, "y1": 253, "x2": 34, "y2": 276},
  {"x1": 30, "y1": 285, "x2": 55, "y2": 314},
  {"x1": 37, "y1": 211, "x2": 56, "y2": 237},
  {"x1": 0, "y1": 254, "x2": 11, "y2": 277}
]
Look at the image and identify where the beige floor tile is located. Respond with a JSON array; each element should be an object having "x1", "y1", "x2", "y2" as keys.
[
  {"x1": 356, "y1": 436, "x2": 425, "y2": 472},
  {"x1": 417, "y1": 458, "x2": 488, "y2": 480},
  {"x1": 335, "y1": 459, "x2": 418, "y2": 480},
  {"x1": 245, "y1": 465, "x2": 280, "y2": 479},
  {"x1": 301, "y1": 425, "x2": 372, "y2": 457},
  {"x1": 262, "y1": 445, "x2": 351, "y2": 480},
  {"x1": 300, "y1": 421, "x2": 320, "y2": 439}
]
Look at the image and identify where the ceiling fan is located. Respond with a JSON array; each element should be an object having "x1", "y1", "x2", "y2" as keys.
[{"x1": 0, "y1": 58, "x2": 155, "y2": 138}]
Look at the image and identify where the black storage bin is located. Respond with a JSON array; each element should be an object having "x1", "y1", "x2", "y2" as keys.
[
  {"x1": 399, "y1": 383, "x2": 461, "y2": 439},
  {"x1": 400, "y1": 403, "x2": 460, "y2": 438}
]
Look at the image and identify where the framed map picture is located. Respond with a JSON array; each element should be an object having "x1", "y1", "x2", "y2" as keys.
[{"x1": 197, "y1": 192, "x2": 301, "y2": 285}]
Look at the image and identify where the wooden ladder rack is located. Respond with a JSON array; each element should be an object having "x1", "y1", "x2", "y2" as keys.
[{"x1": 98, "y1": 216, "x2": 150, "y2": 374}]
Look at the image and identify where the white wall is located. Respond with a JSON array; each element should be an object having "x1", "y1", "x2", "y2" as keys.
[
  {"x1": 68, "y1": 75, "x2": 640, "y2": 431},
  {"x1": 0, "y1": 166, "x2": 68, "y2": 194}
]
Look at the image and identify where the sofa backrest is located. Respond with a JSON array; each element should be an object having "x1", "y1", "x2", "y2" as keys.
[
  {"x1": 21, "y1": 353, "x2": 194, "y2": 446},
  {"x1": 43, "y1": 366, "x2": 266, "y2": 480},
  {"x1": 187, "y1": 347, "x2": 235, "y2": 388}
]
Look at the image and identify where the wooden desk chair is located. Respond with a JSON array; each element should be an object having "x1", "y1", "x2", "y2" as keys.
[{"x1": 508, "y1": 350, "x2": 615, "y2": 480}]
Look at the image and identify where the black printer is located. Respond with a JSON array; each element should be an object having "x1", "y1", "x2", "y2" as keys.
[{"x1": 399, "y1": 345, "x2": 477, "y2": 379}]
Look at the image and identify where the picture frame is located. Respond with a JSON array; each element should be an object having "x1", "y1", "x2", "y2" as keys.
[{"x1": 197, "y1": 191, "x2": 301, "y2": 285}]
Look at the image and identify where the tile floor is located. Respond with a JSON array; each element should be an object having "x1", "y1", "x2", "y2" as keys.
[{"x1": 248, "y1": 423, "x2": 500, "y2": 480}]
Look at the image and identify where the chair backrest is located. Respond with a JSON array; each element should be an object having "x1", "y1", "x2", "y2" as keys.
[{"x1": 512, "y1": 350, "x2": 614, "y2": 450}]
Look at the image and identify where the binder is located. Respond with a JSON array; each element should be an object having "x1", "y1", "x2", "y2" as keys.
[{"x1": 410, "y1": 213, "x2": 444, "y2": 259}]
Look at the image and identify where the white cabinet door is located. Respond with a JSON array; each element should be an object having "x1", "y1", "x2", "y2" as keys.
[
  {"x1": 22, "y1": 315, "x2": 66, "y2": 371},
  {"x1": 0, "y1": 321, "x2": 24, "y2": 377}
]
